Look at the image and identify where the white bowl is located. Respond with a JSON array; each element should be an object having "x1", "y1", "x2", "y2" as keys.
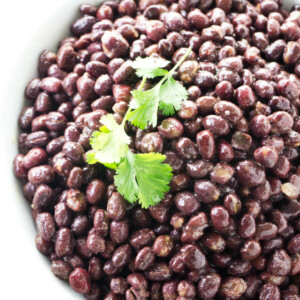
[
  {"x1": 0, "y1": 0, "x2": 298, "y2": 299},
  {"x1": 0, "y1": 0, "x2": 97, "y2": 299}
]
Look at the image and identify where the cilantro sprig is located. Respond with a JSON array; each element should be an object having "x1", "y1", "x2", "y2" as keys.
[
  {"x1": 128, "y1": 48, "x2": 192, "y2": 129},
  {"x1": 87, "y1": 48, "x2": 191, "y2": 208}
]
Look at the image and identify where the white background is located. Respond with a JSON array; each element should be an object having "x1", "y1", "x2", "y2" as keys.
[{"x1": 0, "y1": 0, "x2": 299, "y2": 299}]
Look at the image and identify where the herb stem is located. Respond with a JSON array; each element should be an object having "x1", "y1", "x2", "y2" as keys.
[
  {"x1": 121, "y1": 76, "x2": 148, "y2": 127},
  {"x1": 157, "y1": 46, "x2": 192, "y2": 86},
  {"x1": 169, "y1": 47, "x2": 192, "y2": 77}
]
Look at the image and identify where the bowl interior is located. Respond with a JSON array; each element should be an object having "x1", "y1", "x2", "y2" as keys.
[{"x1": 0, "y1": 0, "x2": 97, "y2": 298}]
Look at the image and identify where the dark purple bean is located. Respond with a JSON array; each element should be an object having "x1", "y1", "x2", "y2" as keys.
[
  {"x1": 69, "y1": 268, "x2": 91, "y2": 294},
  {"x1": 76, "y1": 75, "x2": 95, "y2": 101},
  {"x1": 210, "y1": 206, "x2": 230, "y2": 229},
  {"x1": 36, "y1": 212, "x2": 56, "y2": 241},
  {"x1": 174, "y1": 192, "x2": 200, "y2": 216},
  {"x1": 86, "y1": 232, "x2": 106, "y2": 254},
  {"x1": 203, "y1": 115, "x2": 230, "y2": 136},
  {"x1": 63, "y1": 142, "x2": 84, "y2": 164},
  {"x1": 94, "y1": 74, "x2": 113, "y2": 96},
  {"x1": 131, "y1": 207, "x2": 152, "y2": 228},
  {"x1": 215, "y1": 80, "x2": 234, "y2": 100},
  {"x1": 28, "y1": 165, "x2": 54, "y2": 185},
  {"x1": 219, "y1": 277, "x2": 247, "y2": 299},
  {"x1": 38, "y1": 50, "x2": 57, "y2": 76},
  {"x1": 214, "y1": 101, "x2": 243, "y2": 124},
  {"x1": 26, "y1": 131, "x2": 49, "y2": 149},
  {"x1": 186, "y1": 159, "x2": 213, "y2": 179},
  {"x1": 18, "y1": 106, "x2": 36, "y2": 130},
  {"x1": 194, "y1": 180, "x2": 219, "y2": 204},
  {"x1": 110, "y1": 219, "x2": 129, "y2": 244},
  {"x1": 149, "y1": 204, "x2": 169, "y2": 224},
  {"x1": 102, "y1": 31, "x2": 130, "y2": 58},
  {"x1": 287, "y1": 234, "x2": 300, "y2": 255},
  {"x1": 25, "y1": 78, "x2": 41, "y2": 100},
  {"x1": 66, "y1": 189, "x2": 87, "y2": 212},
  {"x1": 51, "y1": 260, "x2": 72, "y2": 280},
  {"x1": 130, "y1": 228, "x2": 155, "y2": 250},
  {"x1": 135, "y1": 246, "x2": 156, "y2": 270},
  {"x1": 35, "y1": 234, "x2": 54, "y2": 255},
  {"x1": 71, "y1": 15, "x2": 97, "y2": 36},
  {"x1": 196, "y1": 96, "x2": 219, "y2": 115},
  {"x1": 71, "y1": 215, "x2": 90, "y2": 236},
  {"x1": 180, "y1": 244, "x2": 206, "y2": 270},
  {"x1": 55, "y1": 228, "x2": 74, "y2": 257},
  {"x1": 238, "y1": 214, "x2": 256, "y2": 239},
  {"x1": 256, "y1": 222, "x2": 278, "y2": 241},
  {"x1": 196, "y1": 130, "x2": 215, "y2": 160},
  {"x1": 146, "y1": 262, "x2": 172, "y2": 282},
  {"x1": 140, "y1": 133, "x2": 164, "y2": 153},
  {"x1": 181, "y1": 212, "x2": 208, "y2": 243},
  {"x1": 197, "y1": 273, "x2": 221, "y2": 299},
  {"x1": 259, "y1": 283, "x2": 280, "y2": 300},
  {"x1": 236, "y1": 85, "x2": 256, "y2": 108},
  {"x1": 54, "y1": 202, "x2": 73, "y2": 228},
  {"x1": 107, "y1": 192, "x2": 126, "y2": 220},
  {"x1": 194, "y1": 71, "x2": 216, "y2": 90},
  {"x1": 228, "y1": 259, "x2": 252, "y2": 276},
  {"x1": 158, "y1": 118, "x2": 184, "y2": 139},
  {"x1": 235, "y1": 160, "x2": 266, "y2": 187}
]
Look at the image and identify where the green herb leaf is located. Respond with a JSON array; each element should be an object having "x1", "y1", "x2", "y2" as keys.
[
  {"x1": 128, "y1": 85, "x2": 161, "y2": 129},
  {"x1": 89, "y1": 114, "x2": 130, "y2": 164},
  {"x1": 128, "y1": 76, "x2": 188, "y2": 127},
  {"x1": 114, "y1": 152, "x2": 173, "y2": 208},
  {"x1": 132, "y1": 56, "x2": 170, "y2": 78},
  {"x1": 86, "y1": 151, "x2": 97, "y2": 164},
  {"x1": 159, "y1": 77, "x2": 188, "y2": 115}
]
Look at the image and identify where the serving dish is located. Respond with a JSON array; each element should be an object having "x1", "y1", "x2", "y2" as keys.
[{"x1": 0, "y1": 0, "x2": 98, "y2": 298}]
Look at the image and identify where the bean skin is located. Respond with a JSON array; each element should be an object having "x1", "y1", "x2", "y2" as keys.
[
  {"x1": 55, "y1": 228, "x2": 74, "y2": 258},
  {"x1": 28, "y1": 165, "x2": 55, "y2": 185},
  {"x1": 36, "y1": 213, "x2": 56, "y2": 241},
  {"x1": 196, "y1": 130, "x2": 215, "y2": 160},
  {"x1": 69, "y1": 268, "x2": 91, "y2": 294}
]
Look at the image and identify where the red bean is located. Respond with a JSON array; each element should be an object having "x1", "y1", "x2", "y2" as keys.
[
  {"x1": 69, "y1": 268, "x2": 91, "y2": 294},
  {"x1": 36, "y1": 213, "x2": 56, "y2": 241},
  {"x1": 238, "y1": 214, "x2": 256, "y2": 239},
  {"x1": 220, "y1": 277, "x2": 247, "y2": 299},
  {"x1": 51, "y1": 260, "x2": 72, "y2": 280},
  {"x1": 210, "y1": 206, "x2": 230, "y2": 229},
  {"x1": 194, "y1": 180, "x2": 220, "y2": 204},
  {"x1": 174, "y1": 192, "x2": 200, "y2": 216},
  {"x1": 55, "y1": 228, "x2": 74, "y2": 258},
  {"x1": 181, "y1": 212, "x2": 208, "y2": 243},
  {"x1": 196, "y1": 130, "x2": 215, "y2": 160},
  {"x1": 235, "y1": 160, "x2": 266, "y2": 187},
  {"x1": 110, "y1": 219, "x2": 129, "y2": 244}
]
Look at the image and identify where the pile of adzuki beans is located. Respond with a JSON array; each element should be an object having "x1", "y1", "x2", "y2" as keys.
[{"x1": 13, "y1": 0, "x2": 300, "y2": 298}]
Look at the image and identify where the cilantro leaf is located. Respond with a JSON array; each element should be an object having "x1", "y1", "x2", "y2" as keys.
[
  {"x1": 89, "y1": 114, "x2": 130, "y2": 164},
  {"x1": 114, "y1": 152, "x2": 173, "y2": 208},
  {"x1": 128, "y1": 86, "x2": 161, "y2": 129},
  {"x1": 137, "y1": 68, "x2": 169, "y2": 79},
  {"x1": 132, "y1": 56, "x2": 170, "y2": 78},
  {"x1": 129, "y1": 76, "x2": 188, "y2": 128},
  {"x1": 86, "y1": 151, "x2": 98, "y2": 164},
  {"x1": 159, "y1": 77, "x2": 188, "y2": 116}
]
